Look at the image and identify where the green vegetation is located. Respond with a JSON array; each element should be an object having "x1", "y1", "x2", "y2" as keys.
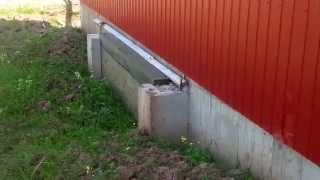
[
  {"x1": 0, "y1": 16, "x2": 130, "y2": 178},
  {"x1": 0, "y1": 6, "x2": 253, "y2": 180}
]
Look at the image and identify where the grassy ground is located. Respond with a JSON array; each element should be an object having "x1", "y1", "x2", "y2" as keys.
[{"x1": 0, "y1": 5, "x2": 253, "y2": 180}]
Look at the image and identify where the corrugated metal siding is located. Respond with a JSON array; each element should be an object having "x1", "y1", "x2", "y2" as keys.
[{"x1": 81, "y1": 0, "x2": 320, "y2": 165}]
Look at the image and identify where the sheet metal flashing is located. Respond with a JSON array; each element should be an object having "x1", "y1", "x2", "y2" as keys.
[{"x1": 93, "y1": 18, "x2": 186, "y2": 88}]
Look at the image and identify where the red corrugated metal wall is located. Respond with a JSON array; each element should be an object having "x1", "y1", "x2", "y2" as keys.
[{"x1": 81, "y1": 0, "x2": 320, "y2": 165}]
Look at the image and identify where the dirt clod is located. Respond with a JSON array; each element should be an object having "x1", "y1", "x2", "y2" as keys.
[
  {"x1": 48, "y1": 30, "x2": 74, "y2": 56},
  {"x1": 38, "y1": 100, "x2": 51, "y2": 112},
  {"x1": 24, "y1": 20, "x2": 50, "y2": 35},
  {"x1": 64, "y1": 93, "x2": 76, "y2": 102}
]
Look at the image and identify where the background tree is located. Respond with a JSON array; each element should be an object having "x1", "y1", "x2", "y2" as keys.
[{"x1": 63, "y1": 0, "x2": 73, "y2": 27}]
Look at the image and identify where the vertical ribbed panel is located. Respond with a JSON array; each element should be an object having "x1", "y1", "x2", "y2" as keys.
[{"x1": 81, "y1": 0, "x2": 320, "y2": 165}]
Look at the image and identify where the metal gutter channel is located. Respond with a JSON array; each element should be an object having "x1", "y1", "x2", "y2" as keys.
[{"x1": 94, "y1": 19, "x2": 185, "y2": 88}]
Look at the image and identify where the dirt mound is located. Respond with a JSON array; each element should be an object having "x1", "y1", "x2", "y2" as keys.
[
  {"x1": 0, "y1": 18, "x2": 50, "y2": 35},
  {"x1": 24, "y1": 20, "x2": 50, "y2": 35},
  {"x1": 48, "y1": 30, "x2": 75, "y2": 56},
  {"x1": 116, "y1": 147, "x2": 241, "y2": 180},
  {"x1": 47, "y1": 29, "x2": 85, "y2": 63}
]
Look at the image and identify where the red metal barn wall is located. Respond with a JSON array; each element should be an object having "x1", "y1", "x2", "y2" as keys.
[{"x1": 81, "y1": 0, "x2": 320, "y2": 165}]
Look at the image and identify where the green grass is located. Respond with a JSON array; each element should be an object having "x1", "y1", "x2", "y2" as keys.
[
  {"x1": 0, "y1": 6, "x2": 254, "y2": 180},
  {"x1": 0, "y1": 18, "x2": 135, "y2": 179}
]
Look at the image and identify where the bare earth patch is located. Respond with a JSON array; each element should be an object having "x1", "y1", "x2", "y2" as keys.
[{"x1": 117, "y1": 147, "x2": 228, "y2": 180}]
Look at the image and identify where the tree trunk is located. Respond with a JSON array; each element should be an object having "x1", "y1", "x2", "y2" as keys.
[{"x1": 64, "y1": 0, "x2": 73, "y2": 27}]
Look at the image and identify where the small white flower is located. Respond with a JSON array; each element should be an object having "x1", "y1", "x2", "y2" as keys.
[
  {"x1": 180, "y1": 136, "x2": 187, "y2": 143},
  {"x1": 74, "y1": 71, "x2": 82, "y2": 80},
  {"x1": 86, "y1": 166, "x2": 91, "y2": 174}
]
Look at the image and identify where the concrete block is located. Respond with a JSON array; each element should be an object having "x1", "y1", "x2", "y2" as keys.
[
  {"x1": 87, "y1": 34, "x2": 102, "y2": 79},
  {"x1": 101, "y1": 49, "x2": 140, "y2": 117},
  {"x1": 138, "y1": 84, "x2": 189, "y2": 141}
]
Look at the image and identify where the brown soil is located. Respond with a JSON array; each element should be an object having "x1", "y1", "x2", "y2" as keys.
[
  {"x1": 48, "y1": 30, "x2": 74, "y2": 56},
  {"x1": 108, "y1": 147, "x2": 246, "y2": 180},
  {"x1": 24, "y1": 20, "x2": 50, "y2": 35}
]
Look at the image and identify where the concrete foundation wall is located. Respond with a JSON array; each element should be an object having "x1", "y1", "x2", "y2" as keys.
[
  {"x1": 188, "y1": 82, "x2": 320, "y2": 179},
  {"x1": 80, "y1": 4, "x2": 98, "y2": 34},
  {"x1": 101, "y1": 49, "x2": 140, "y2": 116},
  {"x1": 80, "y1": 3, "x2": 320, "y2": 179}
]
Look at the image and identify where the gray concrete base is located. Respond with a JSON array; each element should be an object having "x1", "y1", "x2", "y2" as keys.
[
  {"x1": 80, "y1": 3, "x2": 320, "y2": 179},
  {"x1": 100, "y1": 47, "x2": 140, "y2": 117},
  {"x1": 80, "y1": 3, "x2": 99, "y2": 34},
  {"x1": 188, "y1": 81, "x2": 320, "y2": 179},
  {"x1": 138, "y1": 84, "x2": 188, "y2": 141},
  {"x1": 87, "y1": 34, "x2": 102, "y2": 79}
]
